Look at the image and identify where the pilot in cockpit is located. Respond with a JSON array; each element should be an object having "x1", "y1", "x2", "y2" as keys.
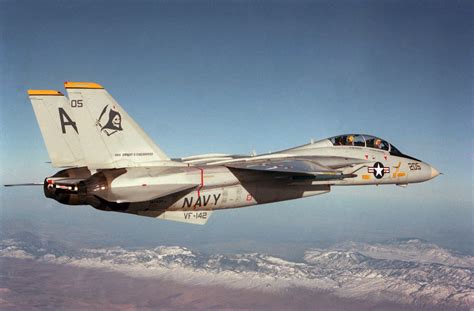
[
  {"x1": 346, "y1": 135, "x2": 354, "y2": 145},
  {"x1": 374, "y1": 139, "x2": 382, "y2": 149}
]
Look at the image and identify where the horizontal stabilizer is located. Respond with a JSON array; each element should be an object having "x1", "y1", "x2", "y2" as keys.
[
  {"x1": 157, "y1": 210, "x2": 212, "y2": 225},
  {"x1": 4, "y1": 183, "x2": 43, "y2": 187}
]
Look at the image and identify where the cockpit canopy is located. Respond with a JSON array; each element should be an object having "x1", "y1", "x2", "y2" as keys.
[{"x1": 329, "y1": 134, "x2": 402, "y2": 154}]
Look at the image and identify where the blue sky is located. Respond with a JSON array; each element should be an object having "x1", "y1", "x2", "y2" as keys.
[{"x1": 0, "y1": 1, "x2": 472, "y2": 255}]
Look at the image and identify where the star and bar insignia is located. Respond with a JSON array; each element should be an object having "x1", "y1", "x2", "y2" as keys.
[{"x1": 368, "y1": 162, "x2": 390, "y2": 179}]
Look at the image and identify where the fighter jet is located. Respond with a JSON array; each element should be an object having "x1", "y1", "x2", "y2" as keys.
[{"x1": 6, "y1": 82, "x2": 440, "y2": 225}]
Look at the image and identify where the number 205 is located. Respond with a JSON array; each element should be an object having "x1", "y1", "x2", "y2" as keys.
[{"x1": 408, "y1": 163, "x2": 421, "y2": 170}]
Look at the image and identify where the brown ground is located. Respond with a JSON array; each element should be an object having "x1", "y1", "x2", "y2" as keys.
[{"x1": 0, "y1": 257, "x2": 463, "y2": 311}]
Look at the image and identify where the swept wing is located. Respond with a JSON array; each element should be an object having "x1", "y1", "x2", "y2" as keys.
[{"x1": 225, "y1": 157, "x2": 360, "y2": 181}]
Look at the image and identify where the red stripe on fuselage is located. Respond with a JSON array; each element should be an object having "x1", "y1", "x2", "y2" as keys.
[{"x1": 194, "y1": 168, "x2": 204, "y2": 209}]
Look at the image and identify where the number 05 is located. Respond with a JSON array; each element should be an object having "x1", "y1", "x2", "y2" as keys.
[{"x1": 71, "y1": 99, "x2": 83, "y2": 108}]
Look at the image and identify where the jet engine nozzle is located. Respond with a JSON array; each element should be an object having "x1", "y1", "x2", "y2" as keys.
[
  {"x1": 43, "y1": 168, "x2": 127, "y2": 207},
  {"x1": 43, "y1": 178, "x2": 86, "y2": 205},
  {"x1": 42, "y1": 167, "x2": 93, "y2": 205}
]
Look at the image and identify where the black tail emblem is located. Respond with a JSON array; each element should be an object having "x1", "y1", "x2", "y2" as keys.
[{"x1": 97, "y1": 105, "x2": 123, "y2": 136}]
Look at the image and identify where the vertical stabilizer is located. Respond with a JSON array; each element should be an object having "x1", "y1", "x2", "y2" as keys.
[
  {"x1": 64, "y1": 82, "x2": 170, "y2": 168},
  {"x1": 28, "y1": 90, "x2": 85, "y2": 167}
]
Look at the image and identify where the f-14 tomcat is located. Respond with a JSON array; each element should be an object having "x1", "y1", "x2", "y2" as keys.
[{"x1": 8, "y1": 82, "x2": 440, "y2": 225}]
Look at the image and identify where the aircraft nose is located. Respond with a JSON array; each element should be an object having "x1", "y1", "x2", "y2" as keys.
[{"x1": 430, "y1": 166, "x2": 440, "y2": 179}]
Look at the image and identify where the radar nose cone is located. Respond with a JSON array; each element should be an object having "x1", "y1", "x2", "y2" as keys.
[{"x1": 430, "y1": 167, "x2": 440, "y2": 179}]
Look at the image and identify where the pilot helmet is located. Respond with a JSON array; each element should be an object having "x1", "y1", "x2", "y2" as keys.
[{"x1": 347, "y1": 135, "x2": 354, "y2": 143}]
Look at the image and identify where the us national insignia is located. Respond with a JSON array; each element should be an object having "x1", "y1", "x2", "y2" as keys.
[{"x1": 368, "y1": 162, "x2": 390, "y2": 179}]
